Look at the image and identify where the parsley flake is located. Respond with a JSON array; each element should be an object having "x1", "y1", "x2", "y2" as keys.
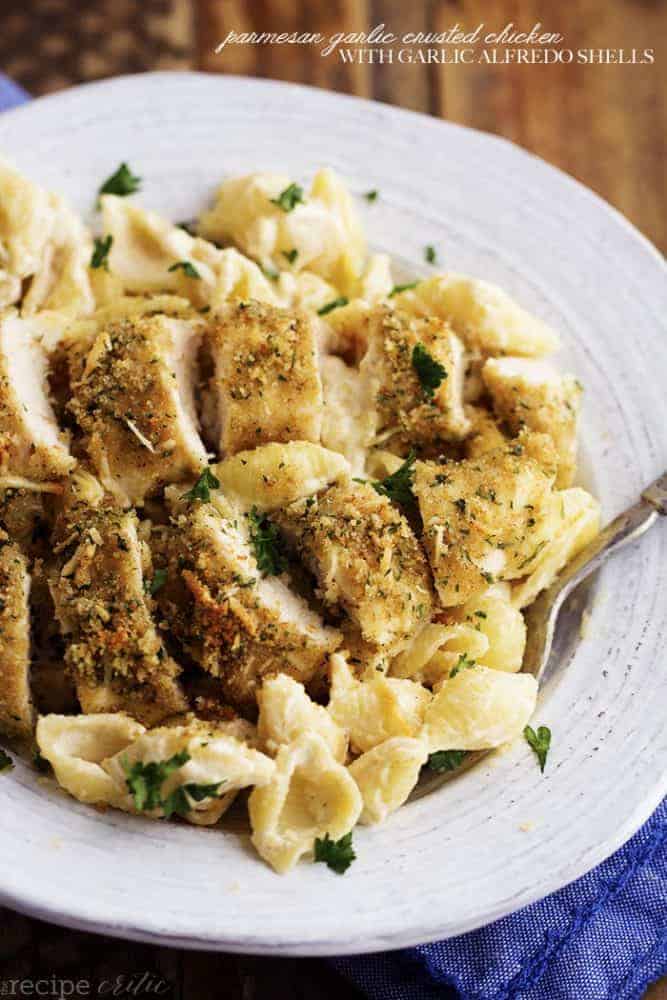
[
  {"x1": 364, "y1": 190, "x2": 378, "y2": 202},
  {"x1": 168, "y1": 260, "x2": 201, "y2": 280},
  {"x1": 282, "y1": 248, "x2": 299, "y2": 264},
  {"x1": 449, "y1": 651, "x2": 476, "y2": 678},
  {"x1": 161, "y1": 780, "x2": 224, "y2": 819},
  {"x1": 90, "y1": 235, "x2": 113, "y2": 271},
  {"x1": 33, "y1": 751, "x2": 51, "y2": 774},
  {"x1": 428, "y1": 749, "x2": 468, "y2": 773},
  {"x1": 146, "y1": 568, "x2": 167, "y2": 596},
  {"x1": 271, "y1": 183, "x2": 304, "y2": 213},
  {"x1": 317, "y1": 297, "x2": 349, "y2": 316},
  {"x1": 248, "y1": 507, "x2": 288, "y2": 577},
  {"x1": 181, "y1": 467, "x2": 220, "y2": 503},
  {"x1": 412, "y1": 343, "x2": 447, "y2": 401},
  {"x1": 524, "y1": 725, "x2": 551, "y2": 773},
  {"x1": 98, "y1": 162, "x2": 142, "y2": 200},
  {"x1": 372, "y1": 451, "x2": 416, "y2": 507},
  {"x1": 389, "y1": 280, "x2": 419, "y2": 298},
  {"x1": 314, "y1": 831, "x2": 356, "y2": 874},
  {"x1": 0, "y1": 749, "x2": 14, "y2": 772},
  {"x1": 425, "y1": 245, "x2": 437, "y2": 264},
  {"x1": 123, "y1": 750, "x2": 190, "y2": 812}
]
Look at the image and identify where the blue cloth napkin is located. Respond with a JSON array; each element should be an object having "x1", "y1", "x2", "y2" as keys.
[{"x1": 1, "y1": 73, "x2": 665, "y2": 1000}]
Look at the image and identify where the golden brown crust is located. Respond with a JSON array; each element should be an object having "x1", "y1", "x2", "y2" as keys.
[
  {"x1": 0, "y1": 531, "x2": 34, "y2": 739},
  {"x1": 275, "y1": 481, "x2": 434, "y2": 650},
  {"x1": 50, "y1": 500, "x2": 186, "y2": 725},
  {"x1": 208, "y1": 300, "x2": 323, "y2": 455}
]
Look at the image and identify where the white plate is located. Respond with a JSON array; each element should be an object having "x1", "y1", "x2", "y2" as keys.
[{"x1": 0, "y1": 72, "x2": 665, "y2": 956}]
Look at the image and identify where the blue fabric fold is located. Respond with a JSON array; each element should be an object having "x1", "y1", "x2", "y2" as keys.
[{"x1": 1, "y1": 72, "x2": 664, "y2": 1000}]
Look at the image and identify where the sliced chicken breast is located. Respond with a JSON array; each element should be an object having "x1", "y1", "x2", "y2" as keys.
[
  {"x1": 0, "y1": 312, "x2": 75, "y2": 482},
  {"x1": 0, "y1": 531, "x2": 34, "y2": 739},
  {"x1": 359, "y1": 306, "x2": 470, "y2": 456},
  {"x1": 154, "y1": 499, "x2": 341, "y2": 708},
  {"x1": 275, "y1": 481, "x2": 434, "y2": 651},
  {"x1": 68, "y1": 314, "x2": 207, "y2": 506},
  {"x1": 50, "y1": 500, "x2": 187, "y2": 726},
  {"x1": 205, "y1": 300, "x2": 323, "y2": 456}
]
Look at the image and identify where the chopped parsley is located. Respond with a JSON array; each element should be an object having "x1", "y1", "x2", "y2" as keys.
[
  {"x1": 181, "y1": 467, "x2": 220, "y2": 503},
  {"x1": 372, "y1": 450, "x2": 416, "y2": 507},
  {"x1": 524, "y1": 725, "x2": 551, "y2": 773},
  {"x1": 389, "y1": 280, "x2": 419, "y2": 298},
  {"x1": 145, "y1": 568, "x2": 167, "y2": 596},
  {"x1": 314, "y1": 831, "x2": 356, "y2": 874},
  {"x1": 33, "y1": 751, "x2": 51, "y2": 774},
  {"x1": 0, "y1": 749, "x2": 14, "y2": 772},
  {"x1": 282, "y1": 248, "x2": 299, "y2": 264},
  {"x1": 261, "y1": 265, "x2": 280, "y2": 282},
  {"x1": 248, "y1": 507, "x2": 288, "y2": 577},
  {"x1": 317, "y1": 296, "x2": 349, "y2": 316},
  {"x1": 449, "y1": 651, "x2": 476, "y2": 678},
  {"x1": 425, "y1": 245, "x2": 437, "y2": 264},
  {"x1": 427, "y1": 749, "x2": 468, "y2": 773},
  {"x1": 364, "y1": 190, "x2": 378, "y2": 202},
  {"x1": 90, "y1": 235, "x2": 113, "y2": 271},
  {"x1": 270, "y1": 183, "x2": 304, "y2": 213},
  {"x1": 168, "y1": 260, "x2": 201, "y2": 279},
  {"x1": 123, "y1": 750, "x2": 223, "y2": 816},
  {"x1": 412, "y1": 343, "x2": 447, "y2": 401},
  {"x1": 98, "y1": 162, "x2": 142, "y2": 200}
]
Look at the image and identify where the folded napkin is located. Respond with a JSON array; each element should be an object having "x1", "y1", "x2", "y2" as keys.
[{"x1": 1, "y1": 73, "x2": 665, "y2": 1000}]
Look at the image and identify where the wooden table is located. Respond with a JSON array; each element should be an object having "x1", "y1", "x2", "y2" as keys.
[{"x1": 1, "y1": 1, "x2": 664, "y2": 995}]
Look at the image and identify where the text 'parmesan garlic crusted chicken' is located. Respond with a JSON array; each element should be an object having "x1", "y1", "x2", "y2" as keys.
[
  {"x1": 203, "y1": 300, "x2": 323, "y2": 456},
  {"x1": 50, "y1": 491, "x2": 186, "y2": 726},
  {"x1": 0, "y1": 160, "x2": 600, "y2": 876},
  {"x1": 68, "y1": 314, "x2": 207, "y2": 506}
]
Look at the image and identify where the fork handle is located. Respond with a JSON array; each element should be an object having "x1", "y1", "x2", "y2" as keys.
[{"x1": 553, "y1": 469, "x2": 667, "y2": 603}]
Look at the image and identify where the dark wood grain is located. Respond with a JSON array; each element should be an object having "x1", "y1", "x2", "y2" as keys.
[{"x1": 0, "y1": 2, "x2": 664, "y2": 996}]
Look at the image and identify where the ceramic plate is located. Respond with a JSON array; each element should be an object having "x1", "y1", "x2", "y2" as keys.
[{"x1": 0, "y1": 72, "x2": 665, "y2": 955}]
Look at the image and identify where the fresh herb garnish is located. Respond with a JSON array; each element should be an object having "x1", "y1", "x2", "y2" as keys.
[
  {"x1": 317, "y1": 297, "x2": 349, "y2": 316},
  {"x1": 282, "y1": 248, "x2": 299, "y2": 264},
  {"x1": 314, "y1": 831, "x2": 356, "y2": 874},
  {"x1": 449, "y1": 651, "x2": 476, "y2": 678},
  {"x1": 364, "y1": 190, "x2": 378, "y2": 202},
  {"x1": 161, "y1": 780, "x2": 224, "y2": 819},
  {"x1": 248, "y1": 507, "x2": 287, "y2": 577},
  {"x1": 168, "y1": 260, "x2": 201, "y2": 280},
  {"x1": 427, "y1": 749, "x2": 468, "y2": 773},
  {"x1": 270, "y1": 183, "x2": 304, "y2": 213},
  {"x1": 145, "y1": 568, "x2": 167, "y2": 596},
  {"x1": 98, "y1": 162, "x2": 142, "y2": 199},
  {"x1": 33, "y1": 751, "x2": 51, "y2": 774},
  {"x1": 181, "y1": 467, "x2": 220, "y2": 503},
  {"x1": 372, "y1": 451, "x2": 416, "y2": 507},
  {"x1": 0, "y1": 749, "x2": 14, "y2": 772},
  {"x1": 524, "y1": 725, "x2": 551, "y2": 773},
  {"x1": 389, "y1": 280, "x2": 419, "y2": 298},
  {"x1": 425, "y1": 245, "x2": 437, "y2": 264},
  {"x1": 412, "y1": 343, "x2": 447, "y2": 401},
  {"x1": 90, "y1": 235, "x2": 113, "y2": 271},
  {"x1": 123, "y1": 750, "x2": 190, "y2": 812},
  {"x1": 261, "y1": 265, "x2": 280, "y2": 282}
]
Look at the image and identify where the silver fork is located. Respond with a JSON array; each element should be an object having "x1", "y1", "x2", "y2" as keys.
[
  {"x1": 415, "y1": 470, "x2": 667, "y2": 795},
  {"x1": 522, "y1": 470, "x2": 667, "y2": 683}
]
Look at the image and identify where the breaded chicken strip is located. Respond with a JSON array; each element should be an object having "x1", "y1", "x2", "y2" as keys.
[
  {"x1": 0, "y1": 531, "x2": 34, "y2": 739},
  {"x1": 154, "y1": 498, "x2": 341, "y2": 708},
  {"x1": 414, "y1": 444, "x2": 556, "y2": 607},
  {"x1": 205, "y1": 300, "x2": 323, "y2": 456},
  {"x1": 359, "y1": 306, "x2": 469, "y2": 456},
  {"x1": 275, "y1": 481, "x2": 433, "y2": 651},
  {"x1": 482, "y1": 357, "x2": 581, "y2": 487},
  {"x1": 50, "y1": 498, "x2": 186, "y2": 725},
  {"x1": 0, "y1": 312, "x2": 75, "y2": 482},
  {"x1": 68, "y1": 315, "x2": 207, "y2": 506}
]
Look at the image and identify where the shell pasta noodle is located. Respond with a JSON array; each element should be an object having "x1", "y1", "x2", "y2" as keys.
[{"x1": 0, "y1": 160, "x2": 601, "y2": 874}]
